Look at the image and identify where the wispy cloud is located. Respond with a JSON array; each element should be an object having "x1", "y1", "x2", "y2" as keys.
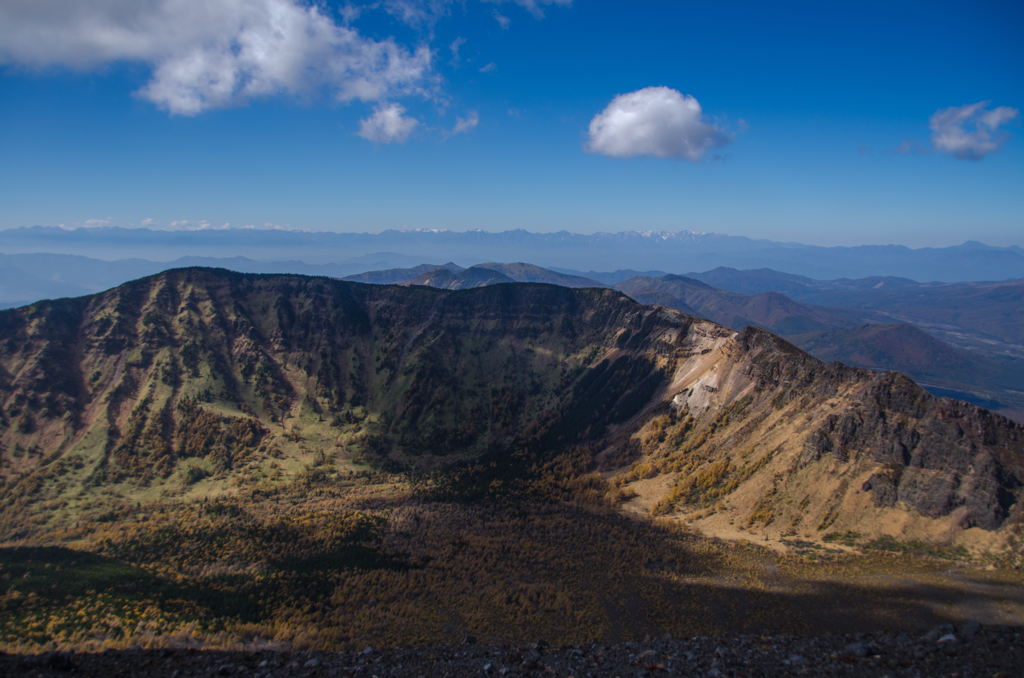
[
  {"x1": 493, "y1": 11, "x2": 511, "y2": 29},
  {"x1": 479, "y1": 62, "x2": 497, "y2": 73},
  {"x1": 586, "y1": 86, "x2": 734, "y2": 161},
  {"x1": 482, "y1": 0, "x2": 573, "y2": 20},
  {"x1": 381, "y1": 0, "x2": 570, "y2": 28},
  {"x1": 167, "y1": 220, "x2": 231, "y2": 230},
  {"x1": 450, "y1": 111, "x2": 479, "y2": 136},
  {"x1": 449, "y1": 37, "x2": 466, "y2": 66},
  {"x1": 930, "y1": 101, "x2": 1019, "y2": 161},
  {"x1": 358, "y1": 103, "x2": 419, "y2": 143},
  {"x1": 384, "y1": 0, "x2": 453, "y2": 29},
  {"x1": 893, "y1": 139, "x2": 928, "y2": 155}
]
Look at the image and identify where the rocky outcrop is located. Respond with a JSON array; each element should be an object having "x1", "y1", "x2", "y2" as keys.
[{"x1": 824, "y1": 373, "x2": 1023, "y2": 529}]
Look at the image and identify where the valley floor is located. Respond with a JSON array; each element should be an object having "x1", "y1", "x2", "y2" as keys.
[{"x1": 2, "y1": 476, "x2": 1023, "y2": 655}]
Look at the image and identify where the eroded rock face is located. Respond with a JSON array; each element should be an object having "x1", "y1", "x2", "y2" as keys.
[
  {"x1": 828, "y1": 374, "x2": 1023, "y2": 529},
  {"x1": 800, "y1": 430, "x2": 848, "y2": 466},
  {"x1": 863, "y1": 472, "x2": 898, "y2": 508},
  {"x1": 673, "y1": 327, "x2": 1024, "y2": 535}
]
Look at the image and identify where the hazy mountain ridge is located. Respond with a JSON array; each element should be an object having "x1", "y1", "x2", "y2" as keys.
[
  {"x1": 400, "y1": 266, "x2": 516, "y2": 289},
  {"x1": 343, "y1": 262, "x2": 465, "y2": 284},
  {"x1": 683, "y1": 267, "x2": 920, "y2": 298},
  {"x1": 4, "y1": 226, "x2": 1023, "y2": 281},
  {"x1": 791, "y1": 323, "x2": 1024, "y2": 395},
  {"x1": 677, "y1": 266, "x2": 1024, "y2": 373},
  {"x1": 1, "y1": 269, "x2": 1023, "y2": 556},
  {"x1": 614, "y1": 275, "x2": 848, "y2": 336},
  {"x1": 0, "y1": 252, "x2": 414, "y2": 308},
  {"x1": 551, "y1": 268, "x2": 669, "y2": 285},
  {"x1": 398, "y1": 263, "x2": 606, "y2": 289}
]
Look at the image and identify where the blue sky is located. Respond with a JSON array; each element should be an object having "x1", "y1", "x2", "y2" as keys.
[{"x1": 0, "y1": 0, "x2": 1021, "y2": 247}]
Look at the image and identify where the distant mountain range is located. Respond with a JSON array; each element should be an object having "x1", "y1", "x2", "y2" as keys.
[
  {"x1": 680, "y1": 267, "x2": 1024, "y2": 360},
  {"x1": 2, "y1": 226, "x2": 1023, "y2": 282}
]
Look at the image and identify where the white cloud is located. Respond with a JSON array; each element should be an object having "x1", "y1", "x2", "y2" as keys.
[
  {"x1": 0, "y1": 0, "x2": 434, "y2": 115},
  {"x1": 358, "y1": 103, "x2": 419, "y2": 143},
  {"x1": 493, "y1": 11, "x2": 511, "y2": 29},
  {"x1": 140, "y1": 217, "x2": 158, "y2": 226},
  {"x1": 930, "y1": 101, "x2": 1019, "y2": 161},
  {"x1": 451, "y1": 110, "x2": 479, "y2": 136},
  {"x1": 479, "y1": 62, "x2": 497, "y2": 73},
  {"x1": 586, "y1": 86, "x2": 733, "y2": 161},
  {"x1": 81, "y1": 218, "x2": 113, "y2": 228}
]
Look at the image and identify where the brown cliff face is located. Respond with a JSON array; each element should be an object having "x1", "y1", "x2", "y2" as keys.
[
  {"x1": 0, "y1": 268, "x2": 1022, "y2": 553},
  {"x1": 611, "y1": 324, "x2": 1024, "y2": 554},
  {"x1": 734, "y1": 328, "x2": 1022, "y2": 530}
]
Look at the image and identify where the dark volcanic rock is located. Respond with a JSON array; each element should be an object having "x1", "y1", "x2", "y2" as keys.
[
  {"x1": 734, "y1": 326, "x2": 1024, "y2": 529},
  {"x1": 863, "y1": 472, "x2": 899, "y2": 508},
  {"x1": 3, "y1": 625, "x2": 1023, "y2": 678},
  {"x1": 839, "y1": 374, "x2": 1023, "y2": 528}
]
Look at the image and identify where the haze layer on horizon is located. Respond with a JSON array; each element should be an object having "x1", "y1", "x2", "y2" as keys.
[{"x1": 1, "y1": 0, "x2": 1021, "y2": 248}]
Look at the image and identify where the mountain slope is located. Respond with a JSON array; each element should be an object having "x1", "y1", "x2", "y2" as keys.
[
  {"x1": 342, "y1": 262, "x2": 465, "y2": 284},
  {"x1": 682, "y1": 267, "x2": 1024, "y2": 359},
  {"x1": 373, "y1": 262, "x2": 606, "y2": 290},
  {"x1": 685, "y1": 267, "x2": 918, "y2": 298},
  {"x1": 797, "y1": 278, "x2": 1024, "y2": 356},
  {"x1": 473, "y1": 263, "x2": 606, "y2": 288},
  {"x1": 400, "y1": 266, "x2": 516, "y2": 289},
  {"x1": 613, "y1": 274, "x2": 1024, "y2": 421},
  {"x1": 1, "y1": 269, "x2": 1022, "y2": 556},
  {"x1": 614, "y1": 274, "x2": 847, "y2": 335},
  {"x1": 789, "y1": 323, "x2": 1024, "y2": 415}
]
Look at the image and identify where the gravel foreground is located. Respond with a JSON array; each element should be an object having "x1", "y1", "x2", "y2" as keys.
[{"x1": 3, "y1": 623, "x2": 1021, "y2": 678}]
